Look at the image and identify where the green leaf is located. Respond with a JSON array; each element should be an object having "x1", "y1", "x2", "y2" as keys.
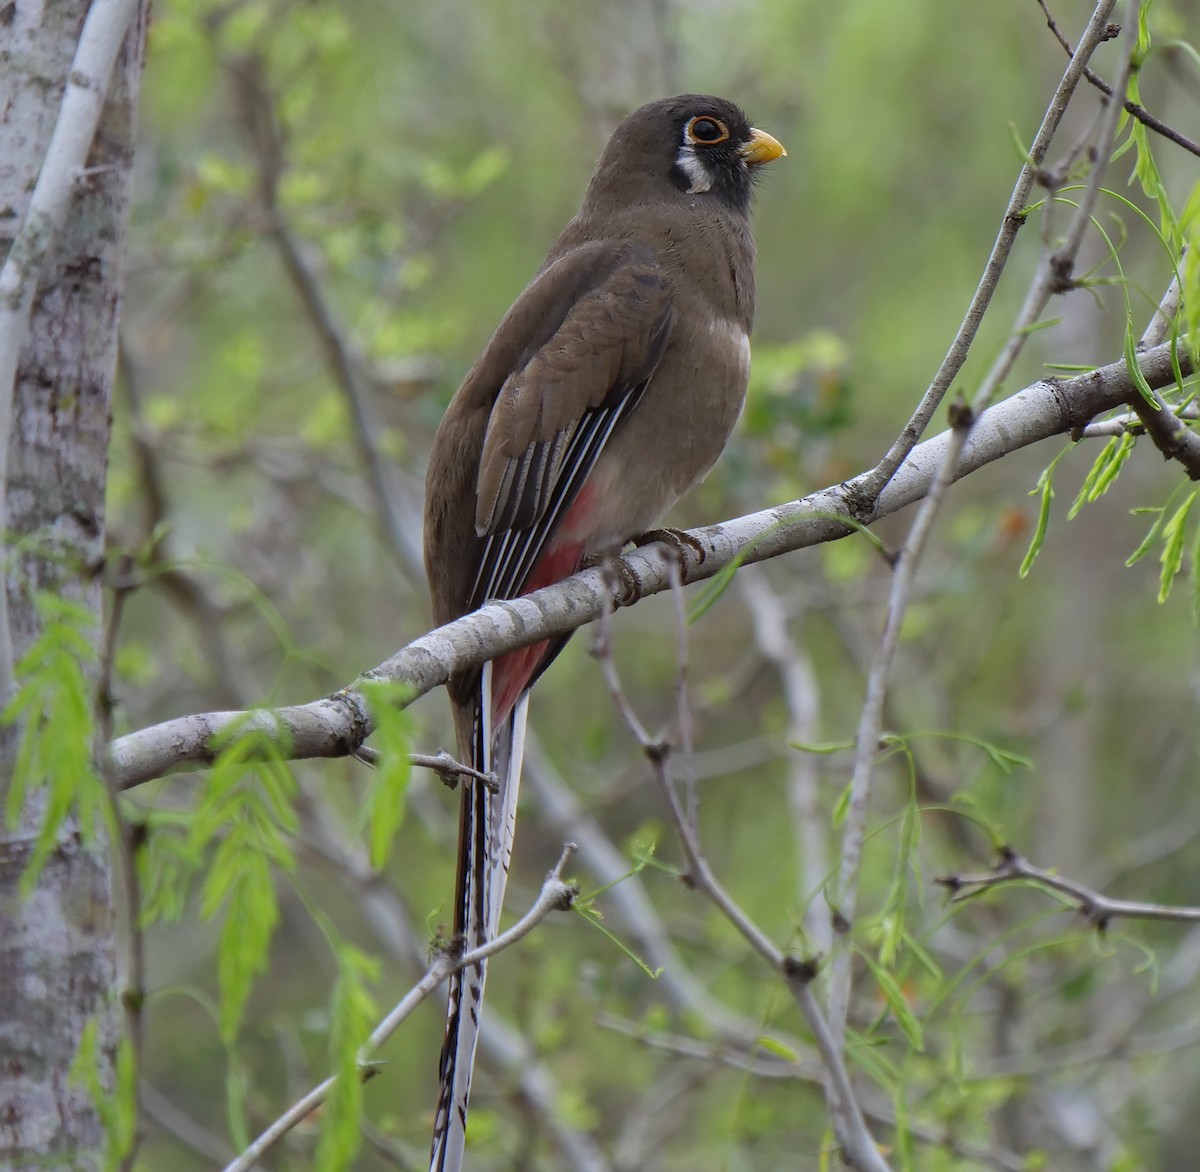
[
  {"x1": 315, "y1": 943, "x2": 380, "y2": 1171},
  {"x1": 1158, "y1": 491, "x2": 1196, "y2": 603},
  {"x1": 210, "y1": 839, "x2": 279, "y2": 1042},
  {"x1": 1067, "y1": 432, "x2": 1135, "y2": 519},
  {"x1": 756, "y1": 1034, "x2": 800, "y2": 1062},
  {"x1": 358, "y1": 682, "x2": 414, "y2": 869},
  {"x1": 70, "y1": 1020, "x2": 137, "y2": 1170},
  {"x1": 789, "y1": 738, "x2": 854, "y2": 756},
  {"x1": 2, "y1": 594, "x2": 109, "y2": 893},
  {"x1": 861, "y1": 951, "x2": 924, "y2": 1051},
  {"x1": 1126, "y1": 505, "x2": 1166, "y2": 566},
  {"x1": 188, "y1": 723, "x2": 298, "y2": 1042},
  {"x1": 1020, "y1": 451, "x2": 1068, "y2": 578}
]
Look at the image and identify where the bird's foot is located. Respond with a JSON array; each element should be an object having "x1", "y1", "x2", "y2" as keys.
[{"x1": 632, "y1": 526, "x2": 707, "y2": 566}]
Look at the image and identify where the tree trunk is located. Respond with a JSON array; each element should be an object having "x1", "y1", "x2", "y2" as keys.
[{"x1": 0, "y1": 3, "x2": 147, "y2": 1167}]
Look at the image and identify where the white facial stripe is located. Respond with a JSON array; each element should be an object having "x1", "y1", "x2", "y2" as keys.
[
  {"x1": 674, "y1": 142, "x2": 712, "y2": 194},
  {"x1": 711, "y1": 317, "x2": 751, "y2": 374}
]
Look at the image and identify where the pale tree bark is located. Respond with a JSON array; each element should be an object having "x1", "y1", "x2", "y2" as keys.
[{"x1": 0, "y1": 2, "x2": 147, "y2": 1168}]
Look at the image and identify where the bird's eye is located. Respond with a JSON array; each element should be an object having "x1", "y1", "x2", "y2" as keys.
[{"x1": 687, "y1": 116, "x2": 729, "y2": 145}]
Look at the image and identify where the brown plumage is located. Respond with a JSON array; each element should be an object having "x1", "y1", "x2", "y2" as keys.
[{"x1": 423, "y1": 94, "x2": 783, "y2": 1171}]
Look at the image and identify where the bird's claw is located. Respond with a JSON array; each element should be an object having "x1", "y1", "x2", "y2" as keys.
[{"x1": 632, "y1": 526, "x2": 706, "y2": 567}]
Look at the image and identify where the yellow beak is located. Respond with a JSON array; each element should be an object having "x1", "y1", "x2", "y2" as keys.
[{"x1": 740, "y1": 127, "x2": 787, "y2": 167}]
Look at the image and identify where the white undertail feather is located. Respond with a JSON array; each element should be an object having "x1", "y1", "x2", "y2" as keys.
[{"x1": 429, "y1": 662, "x2": 530, "y2": 1172}]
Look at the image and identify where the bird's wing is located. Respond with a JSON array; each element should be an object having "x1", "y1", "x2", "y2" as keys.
[{"x1": 467, "y1": 242, "x2": 674, "y2": 610}]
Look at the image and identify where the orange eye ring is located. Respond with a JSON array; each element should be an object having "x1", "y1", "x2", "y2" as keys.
[{"x1": 686, "y1": 116, "x2": 730, "y2": 146}]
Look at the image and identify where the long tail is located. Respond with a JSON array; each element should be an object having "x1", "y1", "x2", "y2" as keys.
[{"x1": 430, "y1": 661, "x2": 529, "y2": 1172}]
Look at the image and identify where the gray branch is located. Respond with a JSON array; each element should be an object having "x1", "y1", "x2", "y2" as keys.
[{"x1": 110, "y1": 340, "x2": 1192, "y2": 789}]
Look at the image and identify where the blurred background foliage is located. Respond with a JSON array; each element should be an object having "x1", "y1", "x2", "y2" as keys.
[{"x1": 110, "y1": 0, "x2": 1200, "y2": 1167}]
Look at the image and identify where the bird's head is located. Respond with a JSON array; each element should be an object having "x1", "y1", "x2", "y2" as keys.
[{"x1": 585, "y1": 94, "x2": 786, "y2": 217}]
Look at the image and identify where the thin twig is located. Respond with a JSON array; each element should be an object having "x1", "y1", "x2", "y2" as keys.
[
  {"x1": 938, "y1": 845, "x2": 1200, "y2": 926},
  {"x1": 860, "y1": 0, "x2": 1120, "y2": 501},
  {"x1": 96, "y1": 570, "x2": 147, "y2": 1172},
  {"x1": 594, "y1": 631, "x2": 890, "y2": 1170},
  {"x1": 597, "y1": 1014, "x2": 1027, "y2": 1170},
  {"x1": 523, "y1": 733, "x2": 810, "y2": 1058},
  {"x1": 666, "y1": 555, "x2": 700, "y2": 829},
  {"x1": 827, "y1": 0, "x2": 1135, "y2": 1049},
  {"x1": 1037, "y1": 0, "x2": 1200, "y2": 159},
  {"x1": 296, "y1": 789, "x2": 612, "y2": 1172},
  {"x1": 1077, "y1": 402, "x2": 1199, "y2": 438},
  {"x1": 222, "y1": 844, "x2": 578, "y2": 1172},
  {"x1": 354, "y1": 748, "x2": 499, "y2": 793},
  {"x1": 737, "y1": 567, "x2": 829, "y2": 952},
  {"x1": 230, "y1": 56, "x2": 426, "y2": 581}
]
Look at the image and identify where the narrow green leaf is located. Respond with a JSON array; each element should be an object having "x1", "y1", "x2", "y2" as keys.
[
  {"x1": 1158, "y1": 491, "x2": 1196, "y2": 603},
  {"x1": 861, "y1": 952, "x2": 924, "y2": 1051},
  {"x1": 70, "y1": 1019, "x2": 136, "y2": 1170},
  {"x1": 1020, "y1": 459, "x2": 1058, "y2": 578},
  {"x1": 315, "y1": 943, "x2": 379, "y2": 1171},
  {"x1": 789, "y1": 738, "x2": 854, "y2": 756},
  {"x1": 211, "y1": 843, "x2": 279, "y2": 1042},
  {"x1": 1191, "y1": 521, "x2": 1200, "y2": 626},
  {"x1": 1124, "y1": 311, "x2": 1160, "y2": 408},
  {"x1": 358, "y1": 681, "x2": 414, "y2": 869},
  {"x1": 1126, "y1": 506, "x2": 1166, "y2": 566},
  {"x1": 2, "y1": 594, "x2": 109, "y2": 893},
  {"x1": 574, "y1": 905, "x2": 663, "y2": 978},
  {"x1": 757, "y1": 1034, "x2": 800, "y2": 1062}
]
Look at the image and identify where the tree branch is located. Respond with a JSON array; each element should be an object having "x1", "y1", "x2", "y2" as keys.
[
  {"x1": 1037, "y1": 0, "x2": 1200, "y2": 160},
  {"x1": 108, "y1": 340, "x2": 1193, "y2": 790},
  {"x1": 593, "y1": 605, "x2": 890, "y2": 1171},
  {"x1": 937, "y1": 845, "x2": 1200, "y2": 926},
  {"x1": 859, "y1": 0, "x2": 1120, "y2": 499},
  {"x1": 828, "y1": 0, "x2": 1138, "y2": 1047},
  {"x1": 0, "y1": 0, "x2": 142, "y2": 698}
]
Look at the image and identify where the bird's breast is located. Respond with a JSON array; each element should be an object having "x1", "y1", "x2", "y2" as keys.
[{"x1": 560, "y1": 309, "x2": 751, "y2": 548}]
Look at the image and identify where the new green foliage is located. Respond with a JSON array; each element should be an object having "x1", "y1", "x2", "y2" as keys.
[
  {"x1": 3, "y1": 595, "x2": 109, "y2": 893},
  {"x1": 70, "y1": 1021, "x2": 137, "y2": 1172},
  {"x1": 358, "y1": 681, "x2": 414, "y2": 870},
  {"x1": 188, "y1": 722, "x2": 299, "y2": 1043},
  {"x1": 314, "y1": 942, "x2": 380, "y2": 1172}
]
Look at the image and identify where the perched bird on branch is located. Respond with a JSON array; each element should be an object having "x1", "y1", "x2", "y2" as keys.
[{"x1": 422, "y1": 93, "x2": 784, "y2": 1171}]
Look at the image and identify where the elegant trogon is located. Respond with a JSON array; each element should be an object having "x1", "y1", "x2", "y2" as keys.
[{"x1": 422, "y1": 94, "x2": 784, "y2": 1170}]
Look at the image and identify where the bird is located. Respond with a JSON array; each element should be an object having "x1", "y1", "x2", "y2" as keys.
[{"x1": 422, "y1": 93, "x2": 784, "y2": 1171}]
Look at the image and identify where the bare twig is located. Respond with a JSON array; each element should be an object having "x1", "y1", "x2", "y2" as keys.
[
  {"x1": 859, "y1": 0, "x2": 1121, "y2": 500},
  {"x1": 108, "y1": 340, "x2": 1195, "y2": 790},
  {"x1": 737, "y1": 567, "x2": 829, "y2": 952},
  {"x1": 1077, "y1": 401, "x2": 1199, "y2": 438},
  {"x1": 522, "y1": 734, "x2": 811, "y2": 1059},
  {"x1": 1037, "y1": 0, "x2": 1200, "y2": 160},
  {"x1": 96, "y1": 569, "x2": 147, "y2": 1172},
  {"x1": 1140, "y1": 269, "x2": 1184, "y2": 351},
  {"x1": 828, "y1": 0, "x2": 1138, "y2": 1048},
  {"x1": 599, "y1": 1013, "x2": 1027, "y2": 1170},
  {"x1": 230, "y1": 56, "x2": 426, "y2": 582},
  {"x1": 594, "y1": 629, "x2": 890, "y2": 1171},
  {"x1": 938, "y1": 845, "x2": 1200, "y2": 926},
  {"x1": 666, "y1": 555, "x2": 700, "y2": 829},
  {"x1": 827, "y1": 399, "x2": 977, "y2": 1043},
  {"x1": 222, "y1": 844, "x2": 578, "y2": 1172}
]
